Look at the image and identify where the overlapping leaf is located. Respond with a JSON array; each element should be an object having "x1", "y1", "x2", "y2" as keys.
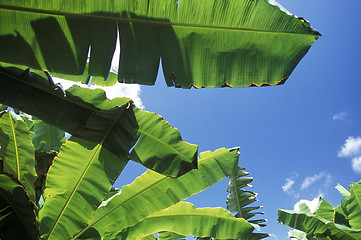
[
  {"x1": 32, "y1": 118, "x2": 66, "y2": 152},
  {"x1": 75, "y1": 148, "x2": 239, "y2": 239},
  {"x1": 0, "y1": 67, "x2": 137, "y2": 158},
  {"x1": 278, "y1": 182, "x2": 361, "y2": 240},
  {"x1": 130, "y1": 107, "x2": 198, "y2": 177},
  {"x1": 0, "y1": 111, "x2": 37, "y2": 202},
  {"x1": 0, "y1": 0, "x2": 320, "y2": 88},
  {"x1": 122, "y1": 202, "x2": 254, "y2": 240},
  {"x1": 0, "y1": 173, "x2": 38, "y2": 240},
  {"x1": 38, "y1": 137, "x2": 128, "y2": 240},
  {"x1": 0, "y1": 68, "x2": 197, "y2": 176}
]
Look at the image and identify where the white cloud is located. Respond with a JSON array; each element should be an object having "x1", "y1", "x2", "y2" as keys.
[
  {"x1": 282, "y1": 178, "x2": 295, "y2": 192},
  {"x1": 352, "y1": 156, "x2": 361, "y2": 173},
  {"x1": 95, "y1": 83, "x2": 144, "y2": 109},
  {"x1": 301, "y1": 173, "x2": 331, "y2": 190},
  {"x1": 333, "y1": 111, "x2": 347, "y2": 121},
  {"x1": 338, "y1": 136, "x2": 361, "y2": 158}
]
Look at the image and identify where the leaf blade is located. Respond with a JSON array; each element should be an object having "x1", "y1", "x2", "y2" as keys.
[
  {"x1": 123, "y1": 202, "x2": 254, "y2": 240},
  {"x1": 0, "y1": 0, "x2": 320, "y2": 88},
  {"x1": 0, "y1": 111, "x2": 37, "y2": 202},
  {"x1": 77, "y1": 148, "x2": 239, "y2": 239}
]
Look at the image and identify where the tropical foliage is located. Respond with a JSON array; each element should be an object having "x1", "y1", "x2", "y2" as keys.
[
  {"x1": 278, "y1": 181, "x2": 361, "y2": 240},
  {"x1": 0, "y1": 96, "x2": 265, "y2": 239},
  {"x1": 0, "y1": 0, "x2": 320, "y2": 88},
  {"x1": 0, "y1": 0, "x2": 323, "y2": 239}
]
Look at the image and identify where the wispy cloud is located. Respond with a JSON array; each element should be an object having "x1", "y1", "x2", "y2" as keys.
[
  {"x1": 282, "y1": 173, "x2": 299, "y2": 198},
  {"x1": 301, "y1": 173, "x2": 331, "y2": 190},
  {"x1": 282, "y1": 172, "x2": 332, "y2": 199},
  {"x1": 338, "y1": 136, "x2": 361, "y2": 173},
  {"x1": 282, "y1": 178, "x2": 295, "y2": 192},
  {"x1": 332, "y1": 111, "x2": 348, "y2": 121}
]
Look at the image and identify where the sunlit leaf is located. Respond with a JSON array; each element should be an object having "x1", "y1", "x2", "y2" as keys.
[
  {"x1": 0, "y1": 0, "x2": 320, "y2": 88},
  {"x1": 0, "y1": 111, "x2": 37, "y2": 202}
]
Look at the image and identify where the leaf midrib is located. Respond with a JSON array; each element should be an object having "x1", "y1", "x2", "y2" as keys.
[
  {"x1": 137, "y1": 128, "x2": 193, "y2": 164},
  {"x1": 74, "y1": 149, "x2": 231, "y2": 238},
  {"x1": 8, "y1": 113, "x2": 20, "y2": 181},
  {"x1": 46, "y1": 106, "x2": 127, "y2": 239},
  {"x1": 0, "y1": 4, "x2": 317, "y2": 36},
  {"x1": 230, "y1": 173, "x2": 243, "y2": 219}
]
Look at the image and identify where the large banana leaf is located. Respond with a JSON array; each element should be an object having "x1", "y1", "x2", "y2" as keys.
[
  {"x1": 0, "y1": 173, "x2": 38, "y2": 240},
  {"x1": 0, "y1": 0, "x2": 320, "y2": 88},
  {"x1": 38, "y1": 137, "x2": 128, "y2": 240},
  {"x1": 75, "y1": 148, "x2": 239, "y2": 239},
  {"x1": 0, "y1": 67, "x2": 197, "y2": 176},
  {"x1": 122, "y1": 202, "x2": 254, "y2": 240},
  {"x1": 0, "y1": 111, "x2": 37, "y2": 202}
]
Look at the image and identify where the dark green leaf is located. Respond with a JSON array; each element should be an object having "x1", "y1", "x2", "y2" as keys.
[{"x1": 0, "y1": 173, "x2": 38, "y2": 240}]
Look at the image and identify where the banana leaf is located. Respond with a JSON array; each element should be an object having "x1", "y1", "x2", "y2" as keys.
[
  {"x1": 278, "y1": 194, "x2": 361, "y2": 240},
  {"x1": 226, "y1": 166, "x2": 268, "y2": 239},
  {"x1": 32, "y1": 118, "x2": 66, "y2": 152},
  {"x1": 0, "y1": 67, "x2": 197, "y2": 176},
  {"x1": 0, "y1": 0, "x2": 320, "y2": 88},
  {"x1": 130, "y1": 107, "x2": 198, "y2": 177},
  {"x1": 38, "y1": 137, "x2": 128, "y2": 240},
  {"x1": 343, "y1": 182, "x2": 361, "y2": 229},
  {"x1": 0, "y1": 111, "x2": 37, "y2": 202},
  {"x1": 75, "y1": 148, "x2": 239, "y2": 239},
  {"x1": 0, "y1": 173, "x2": 38, "y2": 240},
  {"x1": 122, "y1": 202, "x2": 254, "y2": 240}
]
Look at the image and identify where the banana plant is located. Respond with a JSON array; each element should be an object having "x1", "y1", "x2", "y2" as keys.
[
  {"x1": 0, "y1": 110, "x2": 265, "y2": 240},
  {"x1": 0, "y1": 67, "x2": 197, "y2": 177},
  {"x1": 278, "y1": 181, "x2": 361, "y2": 240},
  {"x1": 0, "y1": 0, "x2": 320, "y2": 88}
]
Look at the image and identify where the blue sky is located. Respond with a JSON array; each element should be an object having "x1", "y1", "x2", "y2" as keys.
[{"x1": 103, "y1": 1, "x2": 361, "y2": 239}]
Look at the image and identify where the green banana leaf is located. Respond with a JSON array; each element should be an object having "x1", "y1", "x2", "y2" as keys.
[
  {"x1": 0, "y1": 111, "x2": 37, "y2": 202},
  {"x1": 278, "y1": 194, "x2": 361, "y2": 240},
  {"x1": 0, "y1": 173, "x2": 38, "y2": 240},
  {"x1": 0, "y1": 0, "x2": 320, "y2": 88},
  {"x1": 343, "y1": 182, "x2": 361, "y2": 229},
  {"x1": 122, "y1": 202, "x2": 254, "y2": 240},
  {"x1": 226, "y1": 166, "x2": 268, "y2": 239},
  {"x1": 32, "y1": 118, "x2": 66, "y2": 152},
  {"x1": 38, "y1": 137, "x2": 128, "y2": 240},
  {"x1": 130, "y1": 107, "x2": 198, "y2": 177},
  {"x1": 158, "y1": 231, "x2": 185, "y2": 240},
  {"x1": 75, "y1": 148, "x2": 239, "y2": 239},
  {"x1": 0, "y1": 67, "x2": 197, "y2": 176}
]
